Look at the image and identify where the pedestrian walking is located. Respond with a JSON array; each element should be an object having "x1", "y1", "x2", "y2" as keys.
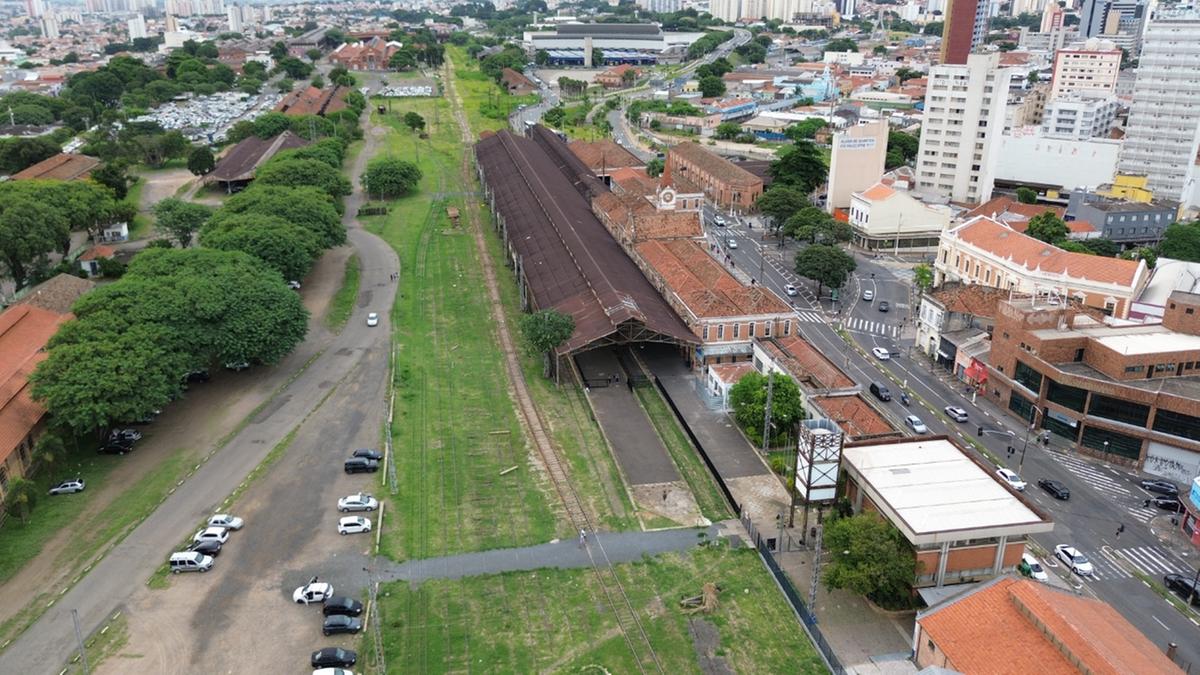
[
  {"x1": 1116, "y1": 524, "x2": 1125, "y2": 537},
  {"x1": 578, "y1": 529, "x2": 587, "y2": 548},
  {"x1": 1144, "y1": 498, "x2": 1151, "y2": 508},
  {"x1": 662, "y1": 489, "x2": 668, "y2": 502}
]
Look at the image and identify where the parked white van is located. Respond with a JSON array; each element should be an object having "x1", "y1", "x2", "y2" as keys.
[{"x1": 169, "y1": 551, "x2": 214, "y2": 574}]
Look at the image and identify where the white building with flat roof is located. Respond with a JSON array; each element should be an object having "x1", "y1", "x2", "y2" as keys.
[
  {"x1": 1040, "y1": 94, "x2": 1120, "y2": 140},
  {"x1": 1049, "y1": 38, "x2": 1122, "y2": 99}
]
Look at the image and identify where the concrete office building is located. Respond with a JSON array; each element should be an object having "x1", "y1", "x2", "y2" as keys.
[
  {"x1": 1118, "y1": 9, "x2": 1200, "y2": 209},
  {"x1": 1048, "y1": 38, "x2": 1122, "y2": 99},
  {"x1": 941, "y1": 0, "x2": 989, "y2": 65},
  {"x1": 825, "y1": 120, "x2": 888, "y2": 213},
  {"x1": 1040, "y1": 94, "x2": 1120, "y2": 140},
  {"x1": 127, "y1": 13, "x2": 147, "y2": 39},
  {"x1": 994, "y1": 130, "x2": 1121, "y2": 192},
  {"x1": 1068, "y1": 190, "x2": 1179, "y2": 247},
  {"x1": 917, "y1": 53, "x2": 1015, "y2": 204},
  {"x1": 226, "y1": 4, "x2": 242, "y2": 33}
]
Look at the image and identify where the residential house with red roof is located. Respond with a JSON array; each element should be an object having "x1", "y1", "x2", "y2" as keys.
[
  {"x1": 965, "y1": 195, "x2": 1095, "y2": 237},
  {"x1": 665, "y1": 142, "x2": 763, "y2": 212},
  {"x1": 328, "y1": 37, "x2": 401, "y2": 71},
  {"x1": 274, "y1": 85, "x2": 349, "y2": 116},
  {"x1": 935, "y1": 215, "x2": 1149, "y2": 319},
  {"x1": 594, "y1": 64, "x2": 638, "y2": 88},
  {"x1": 567, "y1": 139, "x2": 644, "y2": 180}
]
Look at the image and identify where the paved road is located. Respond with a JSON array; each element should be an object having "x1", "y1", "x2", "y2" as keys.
[
  {"x1": 0, "y1": 114, "x2": 400, "y2": 675},
  {"x1": 713, "y1": 220, "x2": 1200, "y2": 668}
]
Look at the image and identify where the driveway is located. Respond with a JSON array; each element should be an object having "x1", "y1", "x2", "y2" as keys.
[{"x1": 0, "y1": 113, "x2": 399, "y2": 674}]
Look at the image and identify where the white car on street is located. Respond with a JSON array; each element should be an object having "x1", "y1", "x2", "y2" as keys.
[
  {"x1": 904, "y1": 415, "x2": 927, "y2": 434},
  {"x1": 366, "y1": 312, "x2": 379, "y2": 327},
  {"x1": 726, "y1": 238, "x2": 738, "y2": 249},
  {"x1": 193, "y1": 526, "x2": 229, "y2": 545},
  {"x1": 996, "y1": 468, "x2": 1027, "y2": 491},
  {"x1": 944, "y1": 406, "x2": 969, "y2": 423},
  {"x1": 784, "y1": 284, "x2": 798, "y2": 296},
  {"x1": 338, "y1": 493, "x2": 379, "y2": 512},
  {"x1": 294, "y1": 578, "x2": 334, "y2": 604},
  {"x1": 207, "y1": 514, "x2": 244, "y2": 530},
  {"x1": 871, "y1": 347, "x2": 890, "y2": 360},
  {"x1": 861, "y1": 289, "x2": 874, "y2": 301},
  {"x1": 338, "y1": 516, "x2": 372, "y2": 535},
  {"x1": 714, "y1": 214, "x2": 726, "y2": 226},
  {"x1": 1055, "y1": 545, "x2": 1094, "y2": 577}
]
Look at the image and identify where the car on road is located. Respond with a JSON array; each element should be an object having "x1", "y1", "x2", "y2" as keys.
[
  {"x1": 48, "y1": 478, "x2": 85, "y2": 495},
  {"x1": 1164, "y1": 573, "x2": 1200, "y2": 606},
  {"x1": 322, "y1": 596, "x2": 364, "y2": 617},
  {"x1": 726, "y1": 238, "x2": 738, "y2": 249},
  {"x1": 904, "y1": 415, "x2": 927, "y2": 434},
  {"x1": 996, "y1": 468, "x2": 1027, "y2": 491},
  {"x1": 193, "y1": 527, "x2": 229, "y2": 545},
  {"x1": 869, "y1": 382, "x2": 891, "y2": 402},
  {"x1": 338, "y1": 493, "x2": 379, "y2": 512},
  {"x1": 294, "y1": 579, "x2": 334, "y2": 605},
  {"x1": 338, "y1": 516, "x2": 372, "y2": 535},
  {"x1": 878, "y1": 301, "x2": 889, "y2": 312},
  {"x1": 1037, "y1": 478, "x2": 1070, "y2": 500},
  {"x1": 1151, "y1": 496, "x2": 1185, "y2": 512},
  {"x1": 344, "y1": 457, "x2": 379, "y2": 474},
  {"x1": 323, "y1": 614, "x2": 363, "y2": 636},
  {"x1": 351, "y1": 448, "x2": 383, "y2": 461},
  {"x1": 713, "y1": 214, "x2": 726, "y2": 226},
  {"x1": 1019, "y1": 553, "x2": 1048, "y2": 582},
  {"x1": 189, "y1": 539, "x2": 223, "y2": 557},
  {"x1": 311, "y1": 647, "x2": 357, "y2": 668},
  {"x1": 784, "y1": 284, "x2": 798, "y2": 296},
  {"x1": 861, "y1": 289, "x2": 874, "y2": 301},
  {"x1": 943, "y1": 406, "x2": 969, "y2": 423},
  {"x1": 871, "y1": 347, "x2": 890, "y2": 360},
  {"x1": 1140, "y1": 479, "x2": 1178, "y2": 497},
  {"x1": 1055, "y1": 544, "x2": 1094, "y2": 576},
  {"x1": 97, "y1": 438, "x2": 136, "y2": 455},
  {"x1": 287, "y1": 280, "x2": 302, "y2": 290},
  {"x1": 366, "y1": 312, "x2": 379, "y2": 327},
  {"x1": 207, "y1": 514, "x2": 244, "y2": 530}
]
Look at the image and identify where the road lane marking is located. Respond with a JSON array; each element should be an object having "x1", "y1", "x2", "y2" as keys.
[{"x1": 1153, "y1": 615, "x2": 1170, "y2": 630}]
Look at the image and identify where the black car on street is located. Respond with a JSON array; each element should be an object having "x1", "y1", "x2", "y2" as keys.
[
  {"x1": 311, "y1": 647, "x2": 357, "y2": 668},
  {"x1": 1037, "y1": 478, "x2": 1070, "y2": 500}
]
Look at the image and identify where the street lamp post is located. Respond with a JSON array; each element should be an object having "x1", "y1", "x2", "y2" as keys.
[{"x1": 1018, "y1": 406, "x2": 1045, "y2": 475}]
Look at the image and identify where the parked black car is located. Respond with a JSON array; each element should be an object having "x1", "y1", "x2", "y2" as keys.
[
  {"x1": 322, "y1": 614, "x2": 363, "y2": 636},
  {"x1": 322, "y1": 596, "x2": 364, "y2": 617},
  {"x1": 1140, "y1": 479, "x2": 1178, "y2": 497},
  {"x1": 185, "y1": 369, "x2": 210, "y2": 383},
  {"x1": 189, "y1": 539, "x2": 223, "y2": 557},
  {"x1": 344, "y1": 457, "x2": 379, "y2": 474},
  {"x1": 352, "y1": 448, "x2": 383, "y2": 461},
  {"x1": 97, "y1": 437, "x2": 136, "y2": 455},
  {"x1": 1037, "y1": 478, "x2": 1071, "y2": 500},
  {"x1": 311, "y1": 647, "x2": 357, "y2": 668},
  {"x1": 1151, "y1": 496, "x2": 1185, "y2": 513},
  {"x1": 1165, "y1": 573, "x2": 1200, "y2": 606}
]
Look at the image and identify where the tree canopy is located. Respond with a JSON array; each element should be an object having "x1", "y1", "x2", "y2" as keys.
[
  {"x1": 361, "y1": 157, "x2": 423, "y2": 199},
  {"x1": 153, "y1": 198, "x2": 212, "y2": 247},
  {"x1": 187, "y1": 145, "x2": 216, "y2": 176},
  {"x1": 784, "y1": 206, "x2": 851, "y2": 244},
  {"x1": 1025, "y1": 211, "x2": 1069, "y2": 243},
  {"x1": 519, "y1": 309, "x2": 575, "y2": 377},
  {"x1": 794, "y1": 243, "x2": 856, "y2": 297},
  {"x1": 254, "y1": 157, "x2": 352, "y2": 199},
  {"x1": 823, "y1": 513, "x2": 918, "y2": 607},
  {"x1": 217, "y1": 185, "x2": 345, "y2": 247},
  {"x1": 1158, "y1": 221, "x2": 1200, "y2": 262},
  {"x1": 769, "y1": 141, "x2": 826, "y2": 194},
  {"x1": 201, "y1": 213, "x2": 322, "y2": 281},
  {"x1": 698, "y1": 75, "x2": 726, "y2": 98},
  {"x1": 729, "y1": 371, "x2": 804, "y2": 446},
  {"x1": 756, "y1": 186, "x2": 810, "y2": 230}
]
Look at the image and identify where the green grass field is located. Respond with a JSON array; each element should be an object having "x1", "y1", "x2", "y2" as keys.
[
  {"x1": 374, "y1": 543, "x2": 826, "y2": 674},
  {"x1": 324, "y1": 253, "x2": 359, "y2": 330}
]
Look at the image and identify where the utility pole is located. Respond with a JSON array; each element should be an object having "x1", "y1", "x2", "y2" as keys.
[
  {"x1": 72, "y1": 609, "x2": 90, "y2": 674},
  {"x1": 807, "y1": 524, "x2": 823, "y2": 624},
  {"x1": 1017, "y1": 407, "x2": 1044, "y2": 475},
  {"x1": 761, "y1": 372, "x2": 775, "y2": 455}
]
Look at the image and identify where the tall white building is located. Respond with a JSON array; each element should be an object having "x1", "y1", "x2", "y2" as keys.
[
  {"x1": 40, "y1": 15, "x2": 59, "y2": 39},
  {"x1": 1117, "y1": 9, "x2": 1200, "y2": 208},
  {"x1": 1049, "y1": 38, "x2": 1122, "y2": 99},
  {"x1": 1040, "y1": 94, "x2": 1120, "y2": 139},
  {"x1": 916, "y1": 53, "x2": 1015, "y2": 204},
  {"x1": 636, "y1": 0, "x2": 682, "y2": 11},
  {"x1": 127, "y1": 13, "x2": 147, "y2": 39},
  {"x1": 226, "y1": 4, "x2": 242, "y2": 32}
]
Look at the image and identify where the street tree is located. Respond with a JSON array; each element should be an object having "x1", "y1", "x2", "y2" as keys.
[
  {"x1": 913, "y1": 263, "x2": 934, "y2": 292},
  {"x1": 153, "y1": 198, "x2": 212, "y2": 247},
  {"x1": 187, "y1": 145, "x2": 216, "y2": 176},
  {"x1": 519, "y1": 309, "x2": 575, "y2": 378},
  {"x1": 714, "y1": 121, "x2": 741, "y2": 140},
  {"x1": 0, "y1": 198, "x2": 68, "y2": 288},
  {"x1": 784, "y1": 206, "x2": 850, "y2": 244},
  {"x1": 89, "y1": 162, "x2": 131, "y2": 199},
  {"x1": 305, "y1": 48, "x2": 322, "y2": 62},
  {"x1": 795, "y1": 243, "x2": 856, "y2": 297},
  {"x1": 756, "y1": 186, "x2": 809, "y2": 232},
  {"x1": 1025, "y1": 210, "x2": 1069, "y2": 243},
  {"x1": 361, "y1": 157, "x2": 423, "y2": 199},
  {"x1": 201, "y1": 213, "x2": 323, "y2": 281},
  {"x1": 728, "y1": 371, "x2": 804, "y2": 446},
  {"x1": 219, "y1": 185, "x2": 345, "y2": 247},
  {"x1": 769, "y1": 140, "x2": 826, "y2": 194},
  {"x1": 698, "y1": 75, "x2": 726, "y2": 98},
  {"x1": 646, "y1": 158, "x2": 664, "y2": 177},
  {"x1": 1080, "y1": 238, "x2": 1119, "y2": 257},
  {"x1": 255, "y1": 157, "x2": 352, "y2": 199},
  {"x1": 1158, "y1": 221, "x2": 1200, "y2": 262},
  {"x1": 822, "y1": 513, "x2": 918, "y2": 608},
  {"x1": 3, "y1": 478, "x2": 38, "y2": 524},
  {"x1": 784, "y1": 118, "x2": 826, "y2": 141},
  {"x1": 403, "y1": 111, "x2": 426, "y2": 132}
]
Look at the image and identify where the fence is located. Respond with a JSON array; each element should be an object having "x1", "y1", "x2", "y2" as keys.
[{"x1": 652, "y1": 374, "x2": 844, "y2": 675}]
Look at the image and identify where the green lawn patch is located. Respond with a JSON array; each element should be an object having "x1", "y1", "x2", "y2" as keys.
[
  {"x1": 325, "y1": 253, "x2": 359, "y2": 330},
  {"x1": 124, "y1": 178, "x2": 151, "y2": 240},
  {"x1": 634, "y1": 384, "x2": 733, "y2": 522},
  {"x1": 372, "y1": 543, "x2": 825, "y2": 674}
]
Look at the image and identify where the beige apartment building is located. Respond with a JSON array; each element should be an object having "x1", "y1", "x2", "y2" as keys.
[
  {"x1": 825, "y1": 120, "x2": 888, "y2": 212},
  {"x1": 1049, "y1": 38, "x2": 1122, "y2": 99}
]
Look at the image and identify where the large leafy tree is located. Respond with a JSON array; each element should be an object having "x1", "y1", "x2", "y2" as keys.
[
  {"x1": 361, "y1": 157, "x2": 423, "y2": 199},
  {"x1": 1026, "y1": 211, "x2": 1069, "y2": 243},
  {"x1": 769, "y1": 141, "x2": 826, "y2": 195},
  {"x1": 403, "y1": 112, "x2": 426, "y2": 133},
  {"x1": 698, "y1": 75, "x2": 725, "y2": 98},
  {"x1": 913, "y1": 263, "x2": 934, "y2": 292},
  {"x1": 254, "y1": 157, "x2": 351, "y2": 199},
  {"x1": 795, "y1": 243, "x2": 856, "y2": 297},
  {"x1": 276, "y1": 138, "x2": 346, "y2": 169},
  {"x1": 1158, "y1": 221, "x2": 1200, "y2": 262},
  {"x1": 217, "y1": 185, "x2": 345, "y2": 247},
  {"x1": 728, "y1": 371, "x2": 804, "y2": 446},
  {"x1": 32, "y1": 248, "x2": 309, "y2": 431},
  {"x1": 201, "y1": 214, "x2": 322, "y2": 281},
  {"x1": 187, "y1": 145, "x2": 216, "y2": 175},
  {"x1": 784, "y1": 206, "x2": 851, "y2": 244},
  {"x1": 519, "y1": 309, "x2": 575, "y2": 378},
  {"x1": 153, "y1": 198, "x2": 212, "y2": 247},
  {"x1": 0, "y1": 137, "x2": 60, "y2": 174},
  {"x1": 822, "y1": 513, "x2": 918, "y2": 608},
  {"x1": 714, "y1": 121, "x2": 741, "y2": 140},
  {"x1": 0, "y1": 197, "x2": 68, "y2": 288},
  {"x1": 90, "y1": 162, "x2": 131, "y2": 199},
  {"x1": 756, "y1": 186, "x2": 809, "y2": 232}
]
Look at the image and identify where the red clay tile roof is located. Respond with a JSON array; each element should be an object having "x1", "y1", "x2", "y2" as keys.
[
  {"x1": 710, "y1": 362, "x2": 755, "y2": 383},
  {"x1": 858, "y1": 182, "x2": 896, "y2": 201},
  {"x1": 964, "y1": 196, "x2": 1079, "y2": 232},
  {"x1": 919, "y1": 576, "x2": 1182, "y2": 675},
  {"x1": 274, "y1": 85, "x2": 348, "y2": 116},
  {"x1": 810, "y1": 394, "x2": 897, "y2": 438},
  {"x1": 79, "y1": 245, "x2": 116, "y2": 261},
  {"x1": 568, "y1": 139, "x2": 644, "y2": 174},
  {"x1": 765, "y1": 336, "x2": 855, "y2": 390},
  {"x1": 0, "y1": 304, "x2": 70, "y2": 466},
  {"x1": 667, "y1": 142, "x2": 763, "y2": 190},
  {"x1": 928, "y1": 283, "x2": 1010, "y2": 318},
  {"x1": 610, "y1": 166, "x2": 660, "y2": 196},
  {"x1": 11, "y1": 153, "x2": 100, "y2": 181},
  {"x1": 592, "y1": 191, "x2": 702, "y2": 242},
  {"x1": 500, "y1": 67, "x2": 536, "y2": 92},
  {"x1": 635, "y1": 239, "x2": 791, "y2": 320},
  {"x1": 950, "y1": 216, "x2": 1143, "y2": 287}
]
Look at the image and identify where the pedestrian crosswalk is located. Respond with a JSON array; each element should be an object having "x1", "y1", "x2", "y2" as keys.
[
  {"x1": 1077, "y1": 545, "x2": 1191, "y2": 581},
  {"x1": 794, "y1": 310, "x2": 825, "y2": 324},
  {"x1": 1047, "y1": 453, "x2": 1159, "y2": 523},
  {"x1": 844, "y1": 317, "x2": 899, "y2": 338}
]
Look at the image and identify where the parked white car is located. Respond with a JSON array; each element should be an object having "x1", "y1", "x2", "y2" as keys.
[
  {"x1": 207, "y1": 514, "x2": 244, "y2": 530},
  {"x1": 48, "y1": 478, "x2": 86, "y2": 495},
  {"x1": 193, "y1": 526, "x2": 229, "y2": 545},
  {"x1": 1055, "y1": 545, "x2": 1094, "y2": 577},
  {"x1": 1021, "y1": 553, "x2": 1048, "y2": 581},
  {"x1": 871, "y1": 347, "x2": 890, "y2": 360},
  {"x1": 338, "y1": 493, "x2": 379, "y2": 512},
  {"x1": 996, "y1": 468, "x2": 1027, "y2": 491},
  {"x1": 784, "y1": 284, "x2": 798, "y2": 296},
  {"x1": 338, "y1": 516, "x2": 372, "y2": 535},
  {"x1": 366, "y1": 312, "x2": 379, "y2": 327},
  {"x1": 294, "y1": 578, "x2": 334, "y2": 604}
]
